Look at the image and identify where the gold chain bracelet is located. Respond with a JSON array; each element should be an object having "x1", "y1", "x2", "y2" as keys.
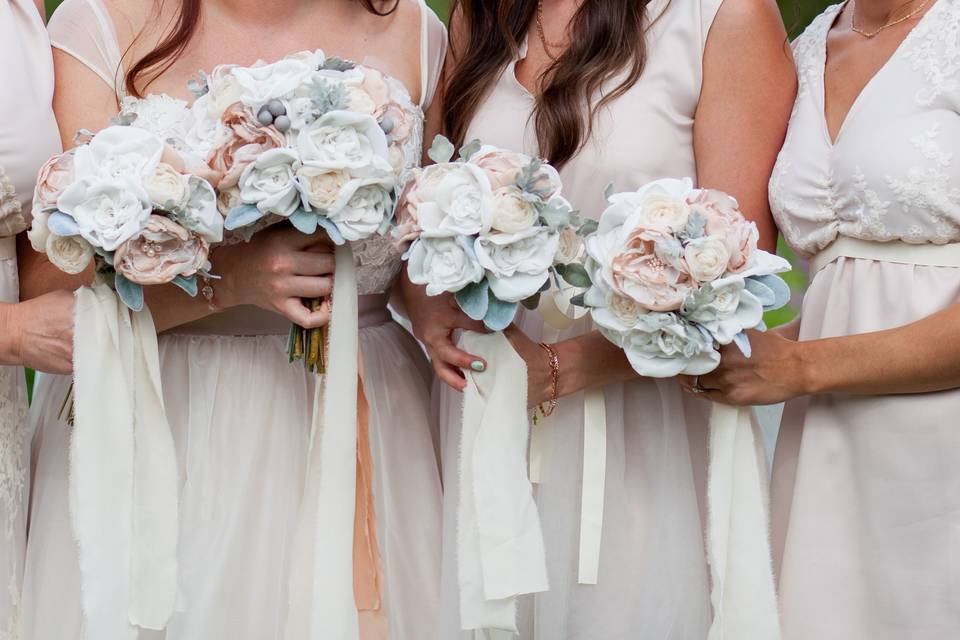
[{"x1": 533, "y1": 342, "x2": 560, "y2": 424}]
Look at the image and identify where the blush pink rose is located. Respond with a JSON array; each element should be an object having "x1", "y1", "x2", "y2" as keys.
[
  {"x1": 470, "y1": 150, "x2": 533, "y2": 192},
  {"x1": 611, "y1": 228, "x2": 693, "y2": 312},
  {"x1": 33, "y1": 150, "x2": 76, "y2": 211},
  {"x1": 360, "y1": 67, "x2": 391, "y2": 109},
  {"x1": 115, "y1": 215, "x2": 209, "y2": 285},
  {"x1": 392, "y1": 173, "x2": 422, "y2": 246},
  {"x1": 375, "y1": 102, "x2": 414, "y2": 144},
  {"x1": 690, "y1": 189, "x2": 758, "y2": 273},
  {"x1": 208, "y1": 102, "x2": 286, "y2": 189}
]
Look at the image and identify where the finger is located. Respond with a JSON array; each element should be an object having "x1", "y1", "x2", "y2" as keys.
[
  {"x1": 304, "y1": 240, "x2": 335, "y2": 253},
  {"x1": 279, "y1": 297, "x2": 331, "y2": 329},
  {"x1": 289, "y1": 251, "x2": 336, "y2": 276},
  {"x1": 434, "y1": 360, "x2": 467, "y2": 392},
  {"x1": 433, "y1": 336, "x2": 486, "y2": 372},
  {"x1": 281, "y1": 276, "x2": 333, "y2": 299},
  {"x1": 453, "y1": 316, "x2": 490, "y2": 334}
]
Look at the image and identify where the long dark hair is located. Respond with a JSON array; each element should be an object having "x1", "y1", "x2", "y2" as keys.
[
  {"x1": 124, "y1": 0, "x2": 399, "y2": 98},
  {"x1": 443, "y1": 0, "x2": 654, "y2": 169}
]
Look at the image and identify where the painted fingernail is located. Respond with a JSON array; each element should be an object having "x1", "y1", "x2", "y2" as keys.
[{"x1": 471, "y1": 360, "x2": 486, "y2": 372}]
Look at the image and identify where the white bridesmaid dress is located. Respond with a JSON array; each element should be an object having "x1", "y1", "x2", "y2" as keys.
[
  {"x1": 0, "y1": 0, "x2": 62, "y2": 634},
  {"x1": 769, "y1": 2, "x2": 960, "y2": 638},
  {"x1": 22, "y1": 1, "x2": 447, "y2": 638},
  {"x1": 437, "y1": 1, "x2": 729, "y2": 638}
]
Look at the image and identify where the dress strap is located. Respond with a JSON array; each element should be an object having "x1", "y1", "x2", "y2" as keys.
[
  {"x1": 47, "y1": 0, "x2": 125, "y2": 96},
  {"x1": 417, "y1": 0, "x2": 430, "y2": 109},
  {"x1": 810, "y1": 237, "x2": 960, "y2": 276}
]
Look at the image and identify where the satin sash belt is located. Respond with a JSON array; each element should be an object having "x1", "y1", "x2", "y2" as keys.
[
  {"x1": 0, "y1": 236, "x2": 15, "y2": 260},
  {"x1": 811, "y1": 237, "x2": 960, "y2": 276}
]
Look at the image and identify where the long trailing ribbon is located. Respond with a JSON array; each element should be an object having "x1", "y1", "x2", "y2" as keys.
[
  {"x1": 706, "y1": 403, "x2": 780, "y2": 640},
  {"x1": 537, "y1": 280, "x2": 606, "y2": 586},
  {"x1": 457, "y1": 331, "x2": 549, "y2": 632},
  {"x1": 286, "y1": 243, "x2": 385, "y2": 640},
  {"x1": 71, "y1": 284, "x2": 179, "y2": 639}
]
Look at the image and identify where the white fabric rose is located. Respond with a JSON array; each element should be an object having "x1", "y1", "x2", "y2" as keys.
[
  {"x1": 406, "y1": 236, "x2": 485, "y2": 296},
  {"x1": 685, "y1": 280, "x2": 764, "y2": 344},
  {"x1": 346, "y1": 85, "x2": 377, "y2": 115},
  {"x1": 297, "y1": 166, "x2": 349, "y2": 211},
  {"x1": 232, "y1": 57, "x2": 314, "y2": 108},
  {"x1": 58, "y1": 178, "x2": 153, "y2": 251},
  {"x1": 144, "y1": 163, "x2": 190, "y2": 210},
  {"x1": 239, "y1": 148, "x2": 302, "y2": 217},
  {"x1": 175, "y1": 176, "x2": 224, "y2": 243},
  {"x1": 412, "y1": 163, "x2": 494, "y2": 237},
  {"x1": 684, "y1": 235, "x2": 731, "y2": 283},
  {"x1": 475, "y1": 226, "x2": 559, "y2": 303},
  {"x1": 297, "y1": 111, "x2": 392, "y2": 175},
  {"x1": 490, "y1": 186, "x2": 538, "y2": 234},
  {"x1": 72, "y1": 126, "x2": 164, "y2": 183},
  {"x1": 602, "y1": 178, "x2": 694, "y2": 235},
  {"x1": 326, "y1": 177, "x2": 394, "y2": 242},
  {"x1": 612, "y1": 314, "x2": 720, "y2": 378},
  {"x1": 46, "y1": 233, "x2": 94, "y2": 275},
  {"x1": 28, "y1": 208, "x2": 51, "y2": 253}
]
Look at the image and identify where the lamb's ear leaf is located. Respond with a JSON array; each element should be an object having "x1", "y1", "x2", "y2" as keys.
[
  {"x1": 172, "y1": 275, "x2": 199, "y2": 297},
  {"x1": 732, "y1": 331, "x2": 753, "y2": 358},
  {"x1": 455, "y1": 280, "x2": 490, "y2": 321},
  {"x1": 577, "y1": 218, "x2": 599, "y2": 237},
  {"x1": 224, "y1": 204, "x2": 264, "y2": 231},
  {"x1": 315, "y1": 217, "x2": 345, "y2": 245},
  {"x1": 743, "y1": 278, "x2": 776, "y2": 308},
  {"x1": 290, "y1": 209, "x2": 319, "y2": 235},
  {"x1": 48, "y1": 211, "x2": 81, "y2": 236},
  {"x1": 749, "y1": 274, "x2": 792, "y2": 312},
  {"x1": 115, "y1": 274, "x2": 144, "y2": 312},
  {"x1": 428, "y1": 135, "x2": 456, "y2": 164},
  {"x1": 483, "y1": 293, "x2": 518, "y2": 332}
]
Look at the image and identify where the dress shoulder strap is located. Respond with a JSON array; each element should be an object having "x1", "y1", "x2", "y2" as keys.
[
  {"x1": 47, "y1": 0, "x2": 125, "y2": 96},
  {"x1": 414, "y1": 0, "x2": 448, "y2": 110}
]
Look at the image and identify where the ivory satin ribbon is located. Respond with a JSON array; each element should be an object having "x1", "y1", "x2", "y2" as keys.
[
  {"x1": 71, "y1": 284, "x2": 179, "y2": 639},
  {"x1": 537, "y1": 283, "x2": 606, "y2": 586},
  {"x1": 810, "y1": 236, "x2": 960, "y2": 276},
  {"x1": 0, "y1": 236, "x2": 15, "y2": 260},
  {"x1": 457, "y1": 331, "x2": 549, "y2": 632}
]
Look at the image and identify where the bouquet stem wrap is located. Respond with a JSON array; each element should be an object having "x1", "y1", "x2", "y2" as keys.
[
  {"x1": 457, "y1": 331, "x2": 549, "y2": 632},
  {"x1": 71, "y1": 284, "x2": 179, "y2": 639},
  {"x1": 706, "y1": 403, "x2": 780, "y2": 640}
]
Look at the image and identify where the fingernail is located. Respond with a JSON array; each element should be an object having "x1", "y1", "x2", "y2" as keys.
[{"x1": 471, "y1": 360, "x2": 486, "y2": 372}]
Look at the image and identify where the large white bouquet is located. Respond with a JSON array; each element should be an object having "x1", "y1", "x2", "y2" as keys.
[
  {"x1": 580, "y1": 178, "x2": 791, "y2": 375},
  {"x1": 400, "y1": 136, "x2": 590, "y2": 331}
]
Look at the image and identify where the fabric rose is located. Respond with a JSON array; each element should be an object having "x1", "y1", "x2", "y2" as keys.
[
  {"x1": 45, "y1": 233, "x2": 94, "y2": 275},
  {"x1": 360, "y1": 67, "x2": 391, "y2": 110},
  {"x1": 693, "y1": 189, "x2": 758, "y2": 272},
  {"x1": 346, "y1": 85, "x2": 377, "y2": 115},
  {"x1": 209, "y1": 102, "x2": 286, "y2": 189},
  {"x1": 115, "y1": 215, "x2": 209, "y2": 285},
  {"x1": 174, "y1": 176, "x2": 224, "y2": 243},
  {"x1": 71, "y1": 126, "x2": 164, "y2": 183},
  {"x1": 392, "y1": 175, "x2": 421, "y2": 246},
  {"x1": 469, "y1": 147, "x2": 560, "y2": 198},
  {"x1": 297, "y1": 166, "x2": 349, "y2": 212},
  {"x1": 475, "y1": 226, "x2": 559, "y2": 302},
  {"x1": 606, "y1": 228, "x2": 693, "y2": 312},
  {"x1": 608, "y1": 314, "x2": 719, "y2": 378},
  {"x1": 297, "y1": 111, "x2": 392, "y2": 175},
  {"x1": 120, "y1": 94, "x2": 194, "y2": 154},
  {"x1": 684, "y1": 235, "x2": 731, "y2": 283},
  {"x1": 27, "y1": 208, "x2": 51, "y2": 253},
  {"x1": 604, "y1": 178, "x2": 694, "y2": 234},
  {"x1": 57, "y1": 178, "x2": 152, "y2": 251},
  {"x1": 376, "y1": 102, "x2": 414, "y2": 145},
  {"x1": 554, "y1": 226, "x2": 584, "y2": 265},
  {"x1": 144, "y1": 163, "x2": 190, "y2": 210},
  {"x1": 33, "y1": 150, "x2": 75, "y2": 212},
  {"x1": 490, "y1": 186, "x2": 538, "y2": 234},
  {"x1": 410, "y1": 163, "x2": 494, "y2": 237},
  {"x1": 326, "y1": 177, "x2": 394, "y2": 242},
  {"x1": 684, "y1": 280, "x2": 763, "y2": 344},
  {"x1": 239, "y1": 148, "x2": 302, "y2": 217},
  {"x1": 406, "y1": 236, "x2": 485, "y2": 296},
  {"x1": 217, "y1": 186, "x2": 242, "y2": 218},
  {"x1": 232, "y1": 57, "x2": 314, "y2": 108}
]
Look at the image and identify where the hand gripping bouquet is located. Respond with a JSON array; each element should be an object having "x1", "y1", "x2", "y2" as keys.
[
  {"x1": 578, "y1": 177, "x2": 790, "y2": 639},
  {"x1": 400, "y1": 135, "x2": 592, "y2": 331},
  {"x1": 179, "y1": 50, "x2": 407, "y2": 372}
]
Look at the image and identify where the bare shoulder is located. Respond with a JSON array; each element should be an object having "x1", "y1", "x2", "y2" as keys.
[
  {"x1": 710, "y1": 0, "x2": 784, "y2": 28},
  {"x1": 706, "y1": 0, "x2": 793, "y2": 67}
]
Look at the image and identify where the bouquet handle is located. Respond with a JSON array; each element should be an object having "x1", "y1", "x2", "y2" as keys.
[{"x1": 706, "y1": 402, "x2": 781, "y2": 640}]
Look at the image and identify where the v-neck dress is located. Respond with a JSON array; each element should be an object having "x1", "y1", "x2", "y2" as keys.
[{"x1": 769, "y1": 2, "x2": 960, "y2": 638}]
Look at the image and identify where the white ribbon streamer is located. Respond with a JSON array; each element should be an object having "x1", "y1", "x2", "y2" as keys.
[
  {"x1": 706, "y1": 403, "x2": 780, "y2": 640},
  {"x1": 71, "y1": 284, "x2": 179, "y2": 639},
  {"x1": 458, "y1": 331, "x2": 549, "y2": 632},
  {"x1": 285, "y1": 244, "x2": 360, "y2": 639}
]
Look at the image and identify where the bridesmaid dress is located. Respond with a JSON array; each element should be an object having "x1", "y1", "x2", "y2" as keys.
[
  {"x1": 437, "y1": 2, "x2": 726, "y2": 638},
  {"x1": 22, "y1": 1, "x2": 446, "y2": 638},
  {"x1": 0, "y1": 0, "x2": 62, "y2": 634},
  {"x1": 769, "y1": 2, "x2": 960, "y2": 638}
]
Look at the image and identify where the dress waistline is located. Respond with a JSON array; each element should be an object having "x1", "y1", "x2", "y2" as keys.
[
  {"x1": 0, "y1": 236, "x2": 15, "y2": 261},
  {"x1": 810, "y1": 237, "x2": 960, "y2": 276}
]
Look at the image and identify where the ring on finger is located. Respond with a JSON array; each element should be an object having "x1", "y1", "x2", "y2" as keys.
[{"x1": 691, "y1": 375, "x2": 706, "y2": 394}]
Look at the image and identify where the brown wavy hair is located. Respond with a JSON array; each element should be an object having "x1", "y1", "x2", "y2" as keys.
[
  {"x1": 443, "y1": 0, "x2": 655, "y2": 169},
  {"x1": 124, "y1": 0, "x2": 399, "y2": 98}
]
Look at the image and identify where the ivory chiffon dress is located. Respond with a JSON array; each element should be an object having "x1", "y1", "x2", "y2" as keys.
[
  {"x1": 437, "y1": 1, "x2": 727, "y2": 637},
  {"x1": 0, "y1": 0, "x2": 62, "y2": 634},
  {"x1": 769, "y1": 2, "x2": 960, "y2": 638},
  {"x1": 23, "y1": 1, "x2": 446, "y2": 638}
]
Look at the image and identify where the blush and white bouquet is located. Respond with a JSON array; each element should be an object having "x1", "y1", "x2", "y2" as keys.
[
  {"x1": 28, "y1": 125, "x2": 223, "y2": 311},
  {"x1": 400, "y1": 136, "x2": 591, "y2": 331},
  {"x1": 578, "y1": 178, "x2": 791, "y2": 376}
]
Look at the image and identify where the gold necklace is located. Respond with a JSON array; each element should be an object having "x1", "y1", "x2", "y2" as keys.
[
  {"x1": 851, "y1": 0, "x2": 931, "y2": 38},
  {"x1": 536, "y1": 0, "x2": 566, "y2": 59}
]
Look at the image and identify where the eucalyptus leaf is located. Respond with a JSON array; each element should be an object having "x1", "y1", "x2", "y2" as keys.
[
  {"x1": 290, "y1": 209, "x2": 319, "y2": 235},
  {"x1": 556, "y1": 263, "x2": 592, "y2": 288},
  {"x1": 455, "y1": 280, "x2": 490, "y2": 321},
  {"x1": 115, "y1": 274, "x2": 144, "y2": 312},
  {"x1": 603, "y1": 182, "x2": 616, "y2": 200},
  {"x1": 172, "y1": 275, "x2": 199, "y2": 297},
  {"x1": 321, "y1": 56, "x2": 355, "y2": 71},
  {"x1": 428, "y1": 135, "x2": 455, "y2": 164},
  {"x1": 484, "y1": 294, "x2": 519, "y2": 332},
  {"x1": 569, "y1": 292, "x2": 587, "y2": 308},
  {"x1": 224, "y1": 204, "x2": 265, "y2": 231},
  {"x1": 521, "y1": 292, "x2": 541, "y2": 311},
  {"x1": 577, "y1": 218, "x2": 599, "y2": 237},
  {"x1": 47, "y1": 211, "x2": 81, "y2": 236}
]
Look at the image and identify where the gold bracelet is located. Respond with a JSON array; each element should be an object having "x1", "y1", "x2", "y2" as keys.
[{"x1": 533, "y1": 342, "x2": 560, "y2": 423}]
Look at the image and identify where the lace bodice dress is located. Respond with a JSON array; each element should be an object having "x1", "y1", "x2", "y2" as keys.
[
  {"x1": 22, "y1": 1, "x2": 447, "y2": 639},
  {"x1": 769, "y1": 3, "x2": 960, "y2": 638}
]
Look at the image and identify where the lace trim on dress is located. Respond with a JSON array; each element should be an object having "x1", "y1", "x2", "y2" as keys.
[{"x1": 0, "y1": 168, "x2": 25, "y2": 239}]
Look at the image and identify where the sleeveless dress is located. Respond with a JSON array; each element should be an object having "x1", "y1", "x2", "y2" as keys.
[
  {"x1": 769, "y1": 2, "x2": 960, "y2": 638},
  {"x1": 22, "y1": 1, "x2": 447, "y2": 639},
  {"x1": 0, "y1": 1, "x2": 62, "y2": 635},
  {"x1": 437, "y1": 2, "x2": 725, "y2": 638}
]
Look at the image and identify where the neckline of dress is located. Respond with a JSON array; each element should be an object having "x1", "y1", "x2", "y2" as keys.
[{"x1": 818, "y1": 0, "x2": 944, "y2": 148}]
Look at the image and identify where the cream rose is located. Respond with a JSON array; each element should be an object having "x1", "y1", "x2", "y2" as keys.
[
  {"x1": 684, "y1": 235, "x2": 731, "y2": 283},
  {"x1": 636, "y1": 191, "x2": 690, "y2": 233},
  {"x1": 217, "y1": 186, "x2": 243, "y2": 218},
  {"x1": 554, "y1": 226, "x2": 584, "y2": 264},
  {"x1": 490, "y1": 186, "x2": 538, "y2": 234},
  {"x1": 45, "y1": 233, "x2": 94, "y2": 275},
  {"x1": 412, "y1": 163, "x2": 494, "y2": 237},
  {"x1": 297, "y1": 166, "x2": 349, "y2": 211},
  {"x1": 608, "y1": 293, "x2": 645, "y2": 328},
  {"x1": 115, "y1": 215, "x2": 209, "y2": 285},
  {"x1": 693, "y1": 189, "x2": 758, "y2": 272},
  {"x1": 346, "y1": 85, "x2": 377, "y2": 115},
  {"x1": 144, "y1": 163, "x2": 190, "y2": 210},
  {"x1": 327, "y1": 178, "x2": 394, "y2": 242}
]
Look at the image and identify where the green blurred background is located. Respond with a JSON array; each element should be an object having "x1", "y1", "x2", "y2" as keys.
[{"x1": 31, "y1": 0, "x2": 832, "y2": 396}]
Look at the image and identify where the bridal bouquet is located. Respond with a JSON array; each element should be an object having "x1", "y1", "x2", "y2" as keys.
[
  {"x1": 175, "y1": 50, "x2": 406, "y2": 371},
  {"x1": 400, "y1": 136, "x2": 590, "y2": 331},
  {"x1": 28, "y1": 125, "x2": 223, "y2": 311},
  {"x1": 578, "y1": 178, "x2": 791, "y2": 376}
]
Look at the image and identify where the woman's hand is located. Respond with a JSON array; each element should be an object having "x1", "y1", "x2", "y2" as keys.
[
  {"x1": 0, "y1": 290, "x2": 75, "y2": 374},
  {"x1": 504, "y1": 325, "x2": 555, "y2": 409},
  {"x1": 401, "y1": 274, "x2": 489, "y2": 391},
  {"x1": 215, "y1": 226, "x2": 335, "y2": 329},
  {"x1": 679, "y1": 329, "x2": 812, "y2": 405}
]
